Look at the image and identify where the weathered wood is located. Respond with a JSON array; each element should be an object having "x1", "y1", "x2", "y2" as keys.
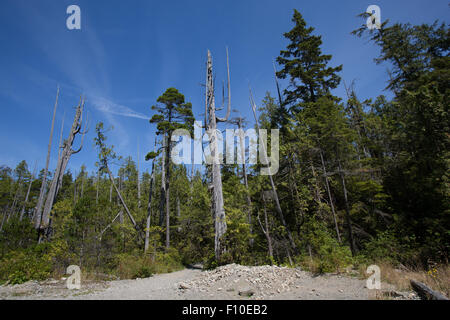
[
  {"x1": 34, "y1": 86, "x2": 59, "y2": 230},
  {"x1": 98, "y1": 211, "x2": 121, "y2": 241},
  {"x1": 159, "y1": 136, "x2": 166, "y2": 227},
  {"x1": 106, "y1": 167, "x2": 141, "y2": 238},
  {"x1": 145, "y1": 138, "x2": 157, "y2": 253},
  {"x1": 40, "y1": 97, "x2": 85, "y2": 234},
  {"x1": 57, "y1": 110, "x2": 66, "y2": 161},
  {"x1": 205, "y1": 49, "x2": 230, "y2": 260},
  {"x1": 165, "y1": 130, "x2": 172, "y2": 249},
  {"x1": 410, "y1": 280, "x2": 448, "y2": 300}
]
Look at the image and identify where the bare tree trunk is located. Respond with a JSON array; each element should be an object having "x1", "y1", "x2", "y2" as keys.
[
  {"x1": 145, "y1": 150, "x2": 156, "y2": 253},
  {"x1": 319, "y1": 149, "x2": 341, "y2": 243},
  {"x1": 98, "y1": 210, "x2": 121, "y2": 241},
  {"x1": 165, "y1": 130, "x2": 172, "y2": 249},
  {"x1": 40, "y1": 97, "x2": 86, "y2": 236},
  {"x1": 159, "y1": 136, "x2": 166, "y2": 227},
  {"x1": 57, "y1": 110, "x2": 66, "y2": 162},
  {"x1": 20, "y1": 161, "x2": 37, "y2": 221},
  {"x1": 205, "y1": 49, "x2": 231, "y2": 260},
  {"x1": 106, "y1": 167, "x2": 142, "y2": 240},
  {"x1": 34, "y1": 86, "x2": 59, "y2": 230}
]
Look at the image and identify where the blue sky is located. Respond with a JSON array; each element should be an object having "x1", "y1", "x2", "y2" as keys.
[{"x1": 0, "y1": 0, "x2": 448, "y2": 177}]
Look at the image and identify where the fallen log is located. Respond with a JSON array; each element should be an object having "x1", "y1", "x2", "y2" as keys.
[{"x1": 410, "y1": 280, "x2": 448, "y2": 300}]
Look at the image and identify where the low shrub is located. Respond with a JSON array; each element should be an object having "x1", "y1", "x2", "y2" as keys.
[{"x1": 115, "y1": 248, "x2": 183, "y2": 279}]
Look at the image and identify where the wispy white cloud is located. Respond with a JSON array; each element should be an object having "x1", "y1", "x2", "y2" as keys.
[{"x1": 88, "y1": 95, "x2": 149, "y2": 120}]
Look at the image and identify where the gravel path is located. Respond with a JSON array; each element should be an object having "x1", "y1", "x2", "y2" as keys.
[{"x1": 0, "y1": 264, "x2": 418, "y2": 300}]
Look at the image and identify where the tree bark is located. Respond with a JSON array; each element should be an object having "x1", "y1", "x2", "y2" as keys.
[
  {"x1": 165, "y1": 121, "x2": 173, "y2": 249},
  {"x1": 106, "y1": 167, "x2": 143, "y2": 240},
  {"x1": 34, "y1": 86, "x2": 59, "y2": 230},
  {"x1": 410, "y1": 280, "x2": 448, "y2": 300},
  {"x1": 145, "y1": 138, "x2": 157, "y2": 253},
  {"x1": 159, "y1": 136, "x2": 166, "y2": 227},
  {"x1": 205, "y1": 49, "x2": 230, "y2": 260},
  {"x1": 40, "y1": 97, "x2": 85, "y2": 235}
]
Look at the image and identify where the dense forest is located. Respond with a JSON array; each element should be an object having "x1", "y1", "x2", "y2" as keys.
[{"x1": 0, "y1": 10, "x2": 448, "y2": 286}]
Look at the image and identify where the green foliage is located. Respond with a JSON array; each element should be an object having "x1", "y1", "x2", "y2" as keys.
[
  {"x1": 0, "y1": 10, "x2": 447, "y2": 283},
  {"x1": 115, "y1": 248, "x2": 183, "y2": 279},
  {"x1": 360, "y1": 230, "x2": 418, "y2": 265},
  {"x1": 300, "y1": 216, "x2": 353, "y2": 273},
  {"x1": 0, "y1": 217, "x2": 37, "y2": 255},
  {"x1": 149, "y1": 88, "x2": 195, "y2": 136},
  {"x1": 0, "y1": 240, "x2": 71, "y2": 285},
  {"x1": 277, "y1": 9, "x2": 342, "y2": 106}
]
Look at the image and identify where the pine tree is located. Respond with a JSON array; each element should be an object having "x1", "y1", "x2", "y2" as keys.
[
  {"x1": 147, "y1": 88, "x2": 194, "y2": 249},
  {"x1": 276, "y1": 9, "x2": 342, "y2": 108}
]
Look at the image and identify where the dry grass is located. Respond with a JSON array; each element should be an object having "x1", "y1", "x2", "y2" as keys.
[{"x1": 367, "y1": 262, "x2": 449, "y2": 298}]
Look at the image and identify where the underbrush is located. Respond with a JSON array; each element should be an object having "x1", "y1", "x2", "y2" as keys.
[
  {"x1": 114, "y1": 248, "x2": 184, "y2": 279},
  {"x1": 0, "y1": 239, "x2": 72, "y2": 285},
  {"x1": 356, "y1": 261, "x2": 450, "y2": 298},
  {"x1": 0, "y1": 241, "x2": 184, "y2": 284}
]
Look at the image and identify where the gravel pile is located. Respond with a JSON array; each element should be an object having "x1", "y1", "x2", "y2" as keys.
[{"x1": 178, "y1": 263, "x2": 308, "y2": 299}]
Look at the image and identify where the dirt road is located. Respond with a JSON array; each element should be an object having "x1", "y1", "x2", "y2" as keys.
[{"x1": 0, "y1": 264, "x2": 417, "y2": 300}]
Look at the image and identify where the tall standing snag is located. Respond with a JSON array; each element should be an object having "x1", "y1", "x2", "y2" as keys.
[
  {"x1": 34, "y1": 86, "x2": 59, "y2": 230},
  {"x1": 205, "y1": 49, "x2": 232, "y2": 260},
  {"x1": 144, "y1": 137, "x2": 157, "y2": 253},
  {"x1": 40, "y1": 97, "x2": 87, "y2": 238}
]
